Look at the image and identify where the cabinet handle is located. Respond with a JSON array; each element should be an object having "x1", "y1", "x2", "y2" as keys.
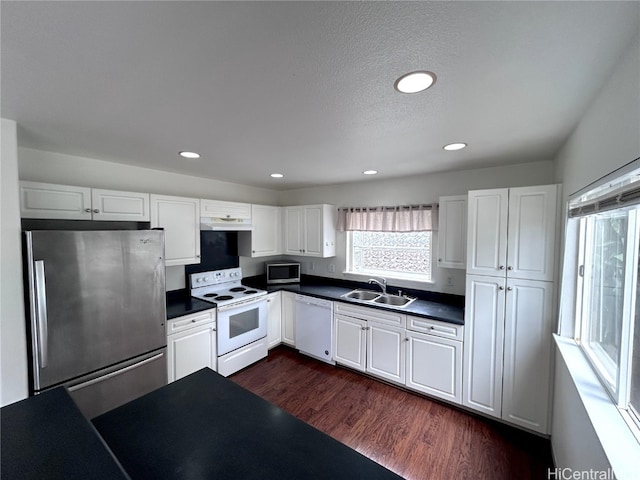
[
  {"x1": 438, "y1": 258, "x2": 442, "y2": 262},
  {"x1": 361, "y1": 326, "x2": 366, "y2": 331},
  {"x1": 507, "y1": 286, "x2": 513, "y2": 291},
  {"x1": 507, "y1": 266, "x2": 513, "y2": 271},
  {"x1": 499, "y1": 286, "x2": 505, "y2": 291},
  {"x1": 499, "y1": 265, "x2": 505, "y2": 270},
  {"x1": 405, "y1": 338, "x2": 409, "y2": 342},
  {"x1": 252, "y1": 250, "x2": 256, "y2": 253},
  {"x1": 84, "y1": 208, "x2": 92, "y2": 213},
  {"x1": 191, "y1": 319, "x2": 196, "y2": 323},
  {"x1": 430, "y1": 326, "x2": 435, "y2": 330},
  {"x1": 196, "y1": 255, "x2": 201, "y2": 258},
  {"x1": 93, "y1": 209, "x2": 100, "y2": 213},
  {"x1": 212, "y1": 327, "x2": 216, "y2": 332}
]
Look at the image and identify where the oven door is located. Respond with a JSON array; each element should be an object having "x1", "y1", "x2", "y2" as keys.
[{"x1": 217, "y1": 296, "x2": 268, "y2": 356}]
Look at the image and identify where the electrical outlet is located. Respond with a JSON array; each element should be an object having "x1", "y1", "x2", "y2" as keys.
[
  {"x1": 309, "y1": 262, "x2": 315, "y2": 271},
  {"x1": 446, "y1": 276, "x2": 454, "y2": 287},
  {"x1": 328, "y1": 264, "x2": 336, "y2": 273}
]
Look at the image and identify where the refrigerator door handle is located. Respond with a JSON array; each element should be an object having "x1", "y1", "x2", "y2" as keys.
[
  {"x1": 67, "y1": 352, "x2": 165, "y2": 392},
  {"x1": 34, "y1": 260, "x2": 49, "y2": 368}
]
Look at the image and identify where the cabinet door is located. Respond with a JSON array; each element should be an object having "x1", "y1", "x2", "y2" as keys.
[
  {"x1": 20, "y1": 181, "x2": 91, "y2": 220},
  {"x1": 150, "y1": 195, "x2": 200, "y2": 266},
  {"x1": 200, "y1": 199, "x2": 251, "y2": 221},
  {"x1": 462, "y1": 275, "x2": 505, "y2": 418},
  {"x1": 252, "y1": 205, "x2": 282, "y2": 257},
  {"x1": 303, "y1": 205, "x2": 323, "y2": 257},
  {"x1": 406, "y1": 331, "x2": 462, "y2": 404},
  {"x1": 502, "y1": 279, "x2": 553, "y2": 433},
  {"x1": 91, "y1": 189, "x2": 150, "y2": 222},
  {"x1": 334, "y1": 314, "x2": 366, "y2": 372},
  {"x1": 167, "y1": 323, "x2": 216, "y2": 383},
  {"x1": 437, "y1": 195, "x2": 467, "y2": 269},
  {"x1": 281, "y1": 291, "x2": 296, "y2": 346},
  {"x1": 284, "y1": 207, "x2": 304, "y2": 255},
  {"x1": 367, "y1": 322, "x2": 406, "y2": 384},
  {"x1": 506, "y1": 185, "x2": 557, "y2": 281},
  {"x1": 267, "y1": 292, "x2": 282, "y2": 349},
  {"x1": 467, "y1": 189, "x2": 508, "y2": 277}
]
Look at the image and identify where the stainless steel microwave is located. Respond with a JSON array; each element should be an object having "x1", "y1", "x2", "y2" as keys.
[{"x1": 266, "y1": 262, "x2": 301, "y2": 284}]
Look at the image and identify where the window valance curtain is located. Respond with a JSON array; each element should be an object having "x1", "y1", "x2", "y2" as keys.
[{"x1": 337, "y1": 204, "x2": 438, "y2": 232}]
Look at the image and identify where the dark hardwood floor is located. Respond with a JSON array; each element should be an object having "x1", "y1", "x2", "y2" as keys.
[{"x1": 231, "y1": 346, "x2": 554, "y2": 480}]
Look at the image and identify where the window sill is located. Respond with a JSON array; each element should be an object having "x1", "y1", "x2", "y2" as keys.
[{"x1": 553, "y1": 335, "x2": 640, "y2": 479}]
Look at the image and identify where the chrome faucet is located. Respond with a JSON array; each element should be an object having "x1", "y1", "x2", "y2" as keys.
[{"x1": 368, "y1": 278, "x2": 387, "y2": 295}]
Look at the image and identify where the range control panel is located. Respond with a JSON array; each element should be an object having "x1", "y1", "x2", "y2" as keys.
[{"x1": 190, "y1": 268, "x2": 242, "y2": 288}]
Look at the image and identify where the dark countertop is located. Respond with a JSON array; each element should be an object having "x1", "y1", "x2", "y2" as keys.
[
  {"x1": 269, "y1": 282, "x2": 464, "y2": 325},
  {"x1": 166, "y1": 290, "x2": 215, "y2": 319},
  {"x1": 1, "y1": 387, "x2": 130, "y2": 480},
  {"x1": 93, "y1": 368, "x2": 403, "y2": 480},
  {"x1": 167, "y1": 276, "x2": 464, "y2": 325}
]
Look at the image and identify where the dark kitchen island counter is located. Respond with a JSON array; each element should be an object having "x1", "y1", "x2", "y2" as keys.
[
  {"x1": 1, "y1": 387, "x2": 129, "y2": 480},
  {"x1": 93, "y1": 368, "x2": 403, "y2": 480}
]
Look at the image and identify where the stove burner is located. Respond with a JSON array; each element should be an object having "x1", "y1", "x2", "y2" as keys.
[
  {"x1": 243, "y1": 290, "x2": 258, "y2": 294},
  {"x1": 204, "y1": 293, "x2": 218, "y2": 298},
  {"x1": 215, "y1": 295, "x2": 234, "y2": 301},
  {"x1": 229, "y1": 287, "x2": 246, "y2": 292}
]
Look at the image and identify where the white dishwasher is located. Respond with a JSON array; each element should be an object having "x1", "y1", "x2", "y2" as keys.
[{"x1": 295, "y1": 294, "x2": 335, "y2": 365}]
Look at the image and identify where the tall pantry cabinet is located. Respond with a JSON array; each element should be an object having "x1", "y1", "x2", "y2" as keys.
[{"x1": 463, "y1": 185, "x2": 558, "y2": 434}]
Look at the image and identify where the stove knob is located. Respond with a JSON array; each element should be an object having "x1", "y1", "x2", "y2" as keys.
[
  {"x1": 196, "y1": 278, "x2": 202, "y2": 283},
  {"x1": 203, "y1": 277, "x2": 210, "y2": 282}
]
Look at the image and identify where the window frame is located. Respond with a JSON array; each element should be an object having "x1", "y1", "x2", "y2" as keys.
[{"x1": 563, "y1": 159, "x2": 640, "y2": 436}]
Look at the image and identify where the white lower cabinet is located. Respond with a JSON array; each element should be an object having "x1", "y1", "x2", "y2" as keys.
[
  {"x1": 167, "y1": 309, "x2": 216, "y2": 383},
  {"x1": 463, "y1": 274, "x2": 554, "y2": 434},
  {"x1": 367, "y1": 322, "x2": 406, "y2": 384},
  {"x1": 266, "y1": 292, "x2": 282, "y2": 349},
  {"x1": 333, "y1": 302, "x2": 464, "y2": 405},
  {"x1": 281, "y1": 291, "x2": 296, "y2": 346},
  {"x1": 406, "y1": 330, "x2": 462, "y2": 404},
  {"x1": 333, "y1": 314, "x2": 366, "y2": 372}
]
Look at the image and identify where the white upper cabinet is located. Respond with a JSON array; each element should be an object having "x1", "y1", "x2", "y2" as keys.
[
  {"x1": 90, "y1": 189, "x2": 150, "y2": 221},
  {"x1": 466, "y1": 188, "x2": 509, "y2": 276},
  {"x1": 467, "y1": 185, "x2": 557, "y2": 281},
  {"x1": 506, "y1": 185, "x2": 558, "y2": 281},
  {"x1": 238, "y1": 204, "x2": 282, "y2": 257},
  {"x1": 200, "y1": 199, "x2": 251, "y2": 221},
  {"x1": 20, "y1": 181, "x2": 150, "y2": 221},
  {"x1": 150, "y1": 194, "x2": 201, "y2": 266},
  {"x1": 283, "y1": 204, "x2": 336, "y2": 258},
  {"x1": 437, "y1": 195, "x2": 467, "y2": 269}
]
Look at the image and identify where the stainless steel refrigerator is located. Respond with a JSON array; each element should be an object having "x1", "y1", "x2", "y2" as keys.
[{"x1": 24, "y1": 229, "x2": 167, "y2": 418}]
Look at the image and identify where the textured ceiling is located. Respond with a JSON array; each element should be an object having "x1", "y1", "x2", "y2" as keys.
[{"x1": 2, "y1": 1, "x2": 639, "y2": 190}]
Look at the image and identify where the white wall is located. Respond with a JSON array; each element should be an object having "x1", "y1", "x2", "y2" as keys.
[
  {"x1": 278, "y1": 160, "x2": 556, "y2": 295},
  {"x1": 1, "y1": 119, "x2": 29, "y2": 406},
  {"x1": 551, "y1": 32, "x2": 640, "y2": 473},
  {"x1": 18, "y1": 147, "x2": 280, "y2": 205}
]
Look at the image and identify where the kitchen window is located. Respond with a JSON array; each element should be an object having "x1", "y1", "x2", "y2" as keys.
[
  {"x1": 338, "y1": 204, "x2": 437, "y2": 283},
  {"x1": 566, "y1": 160, "x2": 640, "y2": 434}
]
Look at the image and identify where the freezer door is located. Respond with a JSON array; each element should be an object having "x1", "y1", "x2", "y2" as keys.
[
  {"x1": 25, "y1": 230, "x2": 167, "y2": 391},
  {"x1": 67, "y1": 348, "x2": 167, "y2": 419}
]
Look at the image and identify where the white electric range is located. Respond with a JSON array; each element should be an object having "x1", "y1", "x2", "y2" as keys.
[{"x1": 190, "y1": 268, "x2": 268, "y2": 377}]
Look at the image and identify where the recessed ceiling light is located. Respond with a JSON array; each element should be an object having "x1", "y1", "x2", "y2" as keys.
[
  {"x1": 443, "y1": 143, "x2": 467, "y2": 151},
  {"x1": 363, "y1": 170, "x2": 378, "y2": 175},
  {"x1": 394, "y1": 71, "x2": 436, "y2": 94},
  {"x1": 179, "y1": 151, "x2": 200, "y2": 159},
  {"x1": 270, "y1": 173, "x2": 284, "y2": 178}
]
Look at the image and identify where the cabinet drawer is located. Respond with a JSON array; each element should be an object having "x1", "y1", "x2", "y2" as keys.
[
  {"x1": 407, "y1": 316, "x2": 463, "y2": 341},
  {"x1": 167, "y1": 310, "x2": 215, "y2": 335},
  {"x1": 334, "y1": 301, "x2": 406, "y2": 328}
]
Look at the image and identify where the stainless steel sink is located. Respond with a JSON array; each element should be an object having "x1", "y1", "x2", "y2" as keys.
[
  {"x1": 343, "y1": 289, "x2": 381, "y2": 301},
  {"x1": 373, "y1": 294, "x2": 414, "y2": 307},
  {"x1": 341, "y1": 290, "x2": 416, "y2": 308}
]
